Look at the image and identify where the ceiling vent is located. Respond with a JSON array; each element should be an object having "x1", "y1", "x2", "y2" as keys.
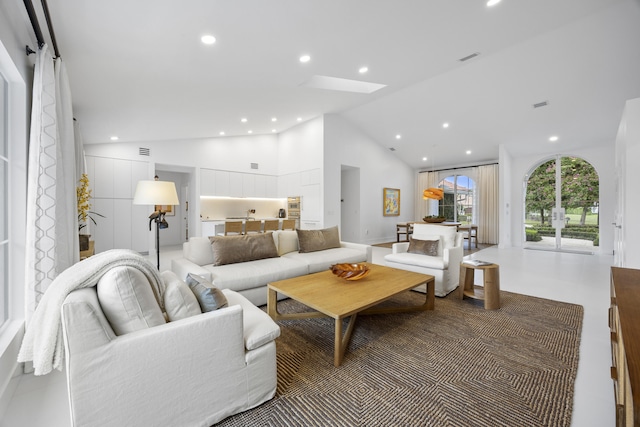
[
  {"x1": 139, "y1": 147, "x2": 150, "y2": 156},
  {"x1": 533, "y1": 101, "x2": 549, "y2": 109},
  {"x1": 459, "y1": 52, "x2": 480, "y2": 62},
  {"x1": 388, "y1": 147, "x2": 396, "y2": 152},
  {"x1": 250, "y1": 162, "x2": 259, "y2": 170}
]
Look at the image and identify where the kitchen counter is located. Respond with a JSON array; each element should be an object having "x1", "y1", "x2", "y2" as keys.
[{"x1": 201, "y1": 218, "x2": 286, "y2": 237}]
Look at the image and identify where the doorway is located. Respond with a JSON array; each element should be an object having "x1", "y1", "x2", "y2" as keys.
[
  {"x1": 523, "y1": 156, "x2": 599, "y2": 253},
  {"x1": 340, "y1": 166, "x2": 360, "y2": 243}
]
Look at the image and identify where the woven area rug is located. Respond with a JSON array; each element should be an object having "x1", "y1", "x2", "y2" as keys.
[{"x1": 217, "y1": 290, "x2": 583, "y2": 427}]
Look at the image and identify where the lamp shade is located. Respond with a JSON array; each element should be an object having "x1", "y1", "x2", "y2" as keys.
[{"x1": 132, "y1": 180, "x2": 180, "y2": 206}]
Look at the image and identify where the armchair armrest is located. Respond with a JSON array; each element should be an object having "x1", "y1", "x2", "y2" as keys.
[
  {"x1": 171, "y1": 257, "x2": 212, "y2": 281},
  {"x1": 391, "y1": 242, "x2": 410, "y2": 254},
  {"x1": 340, "y1": 241, "x2": 373, "y2": 262},
  {"x1": 443, "y1": 245, "x2": 463, "y2": 269}
]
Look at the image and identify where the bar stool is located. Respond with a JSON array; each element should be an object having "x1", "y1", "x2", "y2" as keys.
[
  {"x1": 224, "y1": 221, "x2": 243, "y2": 236},
  {"x1": 263, "y1": 220, "x2": 279, "y2": 232},
  {"x1": 244, "y1": 220, "x2": 262, "y2": 234}
]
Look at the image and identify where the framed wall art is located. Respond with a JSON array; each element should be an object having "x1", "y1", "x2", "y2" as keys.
[{"x1": 383, "y1": 188, "x2": 400, "y2": 216}]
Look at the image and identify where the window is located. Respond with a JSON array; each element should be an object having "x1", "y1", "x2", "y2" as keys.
[
  {"x1": 438, "y1": 175, "x2": 476, "y2": 224},
  {"x1": 1, "y1": 71, "x2": 7, "y2": 327}
]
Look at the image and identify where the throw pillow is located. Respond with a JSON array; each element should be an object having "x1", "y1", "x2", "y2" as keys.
[
  {"x1": 297, "y1": 226, "x2": 341, "y2": 253},
  {"x1": 162, "y1": 270, "x2": 201, "y2": 321},
  {"x1": 97, "y1": 266, "x2": 166, "y2": 335},
  {"x1": 407, "y1": 237, "x2": 439, "y2": 257},
  {"x1": 186, "y1": 237, "x2": 215, "y2": 266},
  {"x1": 185, "y1": 273, "x2": 229, "y2": 312},
  {"x1": 277, "y1": 230, "x2": 299, "y2": 256},
  {"x1": 208, "y1": 232, "x2": 279, "y2": 266}
]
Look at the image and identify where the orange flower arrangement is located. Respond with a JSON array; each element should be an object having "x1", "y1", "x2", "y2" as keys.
[{"x1": 422, "y1": 187, "x2": 444, "y2": 200}]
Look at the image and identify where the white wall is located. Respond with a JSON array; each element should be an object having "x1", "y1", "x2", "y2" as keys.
[
  {"x1": 504, "y1": 144, "x2": 615, "y2": 254},
  {"x1": 85, "y1": 134, "x2": 279, "y2": 173},
  {"x1": 324, "y1": 114, "x2": 416, "y2": 244},
  {"x1": 615, "y1": 98, "x2": 640, "y2": 268},
  {"x1": 277, "y1": 116, "x2": 324, "y2": 175}
]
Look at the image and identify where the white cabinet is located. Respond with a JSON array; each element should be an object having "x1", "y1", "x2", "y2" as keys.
[
  {"x1": 229, "y1": 172, "x2": 243, "y2": 197},
  {"x1": 242, "y1": 174, "x2": 255, "y2": 197},
  {"x1": 301, "y1": 183, "x2": 321, "y2": 222},
  {"x1": 86, "y1": 155, "x2": 150, "y2": 254},
  {"x1": 215, "y1": 170, "x2": 230, "y2": 196},
  {"x1": 200, "y1": 168, "x2": 216, "y2": 196},
  {"x1": 201, "y1": 169, "x2": 277, "y2": 198}
]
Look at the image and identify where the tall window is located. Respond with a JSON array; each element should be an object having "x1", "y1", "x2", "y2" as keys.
[
  {"x1": 438, "y1": 175, "x2": 475, "y2": 224},
  {"x1": 1, "y1": 71, "x2": 8, "y2": 327}
]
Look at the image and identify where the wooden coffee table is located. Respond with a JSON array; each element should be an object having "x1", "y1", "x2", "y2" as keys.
[{"x1": 267, "y1": 263, "x2": 435, "y2": 366}]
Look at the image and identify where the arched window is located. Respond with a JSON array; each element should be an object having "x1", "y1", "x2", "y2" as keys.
[{"x1": 438, "y1": 175, "x2": 475, "y2": 224}]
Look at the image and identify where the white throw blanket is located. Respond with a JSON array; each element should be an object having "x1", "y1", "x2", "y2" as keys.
[{"x1": 18, "y1": 249, "x2": 165, "y2": 375}]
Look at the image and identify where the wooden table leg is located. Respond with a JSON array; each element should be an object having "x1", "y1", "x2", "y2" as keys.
[
  {"x1": 484, "y1": 267, "x2": 501, "y2": 310},
  {"x1": 334, "y1": 314, "x2": 358, "y2": 367},
  {"x1": 267, "y1": 286, "x2": 278, "y2": 319}
]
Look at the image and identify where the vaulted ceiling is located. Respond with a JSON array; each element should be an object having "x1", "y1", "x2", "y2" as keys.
[{"x1": 42, "y1": 0, "x2": 640, "y2": 169}]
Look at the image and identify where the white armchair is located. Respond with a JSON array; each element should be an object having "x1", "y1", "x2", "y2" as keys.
[
  {"x1": 61, "y1": 281, "x2": 279, "y2": 426},
  {"x1": 384, "y1": 223, "x2": 463, "y2": 296}
]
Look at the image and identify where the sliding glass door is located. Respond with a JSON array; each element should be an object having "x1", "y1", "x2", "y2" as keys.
[{"x1": 524, "y1": 156, "x2": 599, "y2": 253}]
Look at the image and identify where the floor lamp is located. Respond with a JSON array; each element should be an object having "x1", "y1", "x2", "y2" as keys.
[{"x1": 133, "y1": 176, "x2": 180, "y2": 269}]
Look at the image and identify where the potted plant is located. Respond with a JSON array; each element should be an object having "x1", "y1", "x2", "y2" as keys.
[{"x1": 77, "y1": 173, "x2": 104, "y2": 251}]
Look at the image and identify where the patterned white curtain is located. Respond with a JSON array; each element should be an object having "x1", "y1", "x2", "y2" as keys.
[
  {"x1": 415, "y1": 171, "x2": 439, "y2": 221},
  {"x1": 25, "y1": 45, "x2": 80, "y2": 323},
  {"x1": 477, "y1": 164, "x2": 499, "y2": 244}
]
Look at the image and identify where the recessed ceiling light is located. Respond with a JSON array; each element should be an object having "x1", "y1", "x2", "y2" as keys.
[
  {"x1": 487, "y1": 0, "x2": 501, "y2": 6},
  {"x1": 359, "y1": 66, "x2": 368, "y2": 74},
  {"x1": 272, "y1": 129, "x2": 277, "y2": 133},
  {"x1": 442, "y1": 123, "x2": 449, "y2": 128},
  {"x1": 549, "y1": 136, "x2": 559, "y2": 142},
  {"x1": 201, "y1": 35, "x2": 216, "y2": 45},
  {"x1": 299, "y1": 55, "x2": 311, "y2": 63},
  {"x1": 110, "y1": 136, "x2": 119, "y2": 141},
  {"x1": 271, "y1": 117, "x2": 277, "y2": 122},
  {"x1": 466, "y1": 150, "x2": 472, "y2": 155},
  {"x1": 219, "y1": 131, "x2": 225, "y2": 136},
  {"x1": 422, "y1": 157, "x2": 427, "y2": 161},
  {"x1": 297, "y1": 117, "x2": 302, "y2": 122},
  {"x1": 241, "y1": 118, "x2": 247, "y2": 123},
  {"x1": 395, "y1": 134, "x2": 402, "y2": 140},
  {"x1": 248, "y1": 130, "x2": 253, "y2": 134}
]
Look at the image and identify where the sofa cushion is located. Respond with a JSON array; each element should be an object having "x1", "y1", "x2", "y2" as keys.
[
  {"x1": 407, "y1": 237, "x2": 439, "y2": 257},
  {"x1": 297, "y1": 226, "x2": 341, "y2": 253},
  {"x1": 204, "y1": 257, "x2": 309, "y2": 293},
  {"x1": 186, "y1": 237, "x2": 215, "y2": 266},
  {"x1": 223, "y1": 289, "x2": 281, "y2": 350},
  {"x1": 209, "y1": 233, "x2": 279, "y2": 266},
  {"x1": 384, "y1": 252, "x2": 447, "y2": 269},
  {"x1": 162, "y1": 270, "x2": 201, "y2": 321},
  {"x1": 185, "y1": 273, "x2": 229, "y2": 312},
  {"x1": 97, "y1": 266, "x2": 166, "y2": 335},
  {"x1": 277, "y1": 230, "x2": 299, "y2": 256},
  {"x1": 283, "y1": 247, "x2": 367, "y2": 274}
]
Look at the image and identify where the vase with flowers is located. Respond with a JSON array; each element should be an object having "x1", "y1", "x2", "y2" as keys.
[{"x1": 77, "y1": 173, "x2": 104, "y2": 251}]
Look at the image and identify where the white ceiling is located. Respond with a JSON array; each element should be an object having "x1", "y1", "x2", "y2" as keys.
[{"x1": 42, "y1": 0, "x2": 640, "y2": 169}]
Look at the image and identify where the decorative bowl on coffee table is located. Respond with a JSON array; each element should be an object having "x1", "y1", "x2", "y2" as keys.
[{"x1": 330, "y1": 263, "x2": 371, "y2": 281}]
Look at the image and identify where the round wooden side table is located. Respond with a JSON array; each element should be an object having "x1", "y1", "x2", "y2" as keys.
[{"x1": 459, "y1": 261, "x2": 500, "y2": 310}]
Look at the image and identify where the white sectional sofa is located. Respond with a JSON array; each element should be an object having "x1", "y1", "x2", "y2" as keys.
[{"x1": 172, "y1": 228, "x2": 372, "y2": 306}]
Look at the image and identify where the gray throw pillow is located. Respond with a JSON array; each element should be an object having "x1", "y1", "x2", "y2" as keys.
[
  {"x1": 185, "y1": 273, "x2": 228, "y2": 312},
  {"x1": 407, "y1": 238, "x2": 439, "y2": 257},
  {"x1": 297, "y1": 226, "x2": 341, "y2": 253},
  {"x1": 208, "y1": 232, "x2": 279, "y2": 266}
]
